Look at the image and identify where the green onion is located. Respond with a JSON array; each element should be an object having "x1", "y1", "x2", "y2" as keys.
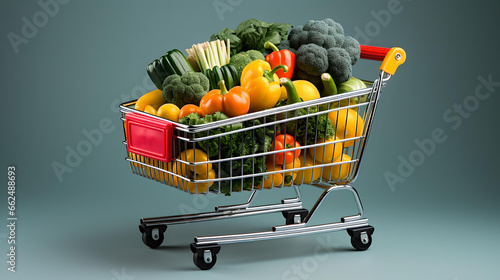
[{"x1": 185, "y1": 39, "x2": 231, "y2": 72}]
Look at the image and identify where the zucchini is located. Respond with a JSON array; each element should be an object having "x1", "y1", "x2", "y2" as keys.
[
  {"x1": 147, "y1": 49, "x2": 194, "y2": 90},
  {"x1": 204, "y1": 65, "x2": 240, "y2": 90},
  {"x1": 220, "y1": 65, "x2": 234, "y2": 89}
]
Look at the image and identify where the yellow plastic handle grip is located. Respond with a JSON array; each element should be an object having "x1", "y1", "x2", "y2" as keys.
[{"x1": 379, "y1": 47, "x2": 406, "y2": 75}]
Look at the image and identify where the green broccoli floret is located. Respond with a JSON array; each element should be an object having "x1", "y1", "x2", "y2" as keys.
[
  {"x1": 342, "y1": 36, "x2": 361, "y2": 65},
  {"x1": 281, "y1": 18, "x2": 361, "y2": 90},
  {"x1": 276, "y1": 40, "x2": 296, "y2": 53},
  {"x1": 290, "y1": 19, "x2": 345, "y2": 50},
  {"x1": 296, "y1": 44, "x2": 328, "y2": 76},
  {"x1": 228, "y1": 50, "x2": 265, "y2": 77},
  {"x1": 326, "y1": 47, "x2": 352, "y2": 85},
  {"x1": 162, "y1": 72, "x2": 209, "y2": 108}
]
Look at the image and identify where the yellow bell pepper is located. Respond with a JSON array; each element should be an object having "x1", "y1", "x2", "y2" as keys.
[
  {"x1": 240, "y1": 60, "x2": 288, "y2": 112},
  {"x1": 322, "y1": 154, "x2": 354, "y2": 182},
  {"x1": 308, "y1": 136, "x2": 343, "y2": 164},
  {"x1": 255, "y1": 162, "x2": 283, "y2": 189},
  {"x1": 177, "y1": 149, "x2": 212, "y2": 175},
  {"x1": 135, "y1": 89, "x2": 165, "y2": 111},
  {"x1": 171, "y1": 163, "x2": 215, "y2": 193},
  {"x1": 282, "y1": 157, "x2": 301, "y2": 186},
  {"x1": 294, "y1": 155, "x2": 322, "y2": 185}
]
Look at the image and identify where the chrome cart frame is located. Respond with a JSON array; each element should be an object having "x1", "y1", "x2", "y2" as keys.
[{"x1": 120, "y1": 46, "x2": 406, "y2": 269}]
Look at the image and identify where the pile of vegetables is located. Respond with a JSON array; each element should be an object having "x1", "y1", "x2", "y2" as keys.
[{"x1": 132, "y1": 17, "x2": 369, "y2": 195}]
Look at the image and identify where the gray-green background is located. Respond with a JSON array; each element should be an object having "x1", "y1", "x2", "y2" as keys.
[{"x1": 1, "y1": 0, "x2": 499, "y2": 279}]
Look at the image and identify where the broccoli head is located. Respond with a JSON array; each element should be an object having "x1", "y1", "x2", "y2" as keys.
[
  {"x1": 281, "y1": 18, "x2": 360, "y2": 90},
  {"x1": 162, "y1": 72, "x2": 209, "y2": 108},
  {"x1": 341, "y1": 36, "x2": 361, "y2": 65},
  {"x1": 326, "y1": 47, "x2": 352, "y2": 85},
  {"x1": 276, "y1": 40, "x2": 296, "y2": 54},
  {"x1": 296, "y1": 44, "x2": 328, "y2": 76},
  {"x1": 289, "y1": 18, "x2": 345, "y2": 50},
  {"x1": 229, "y1": 50, "x2": 265, "y2": 77}
]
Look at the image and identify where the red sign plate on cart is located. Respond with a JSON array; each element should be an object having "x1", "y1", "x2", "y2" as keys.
[{"x1": 125, "y1": 113, "x2": 173, "y2": 162}]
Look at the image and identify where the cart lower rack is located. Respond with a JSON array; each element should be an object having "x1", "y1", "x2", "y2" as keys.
[{"x1": 120, "y1": 45, "x2": 406, "y2": 270}]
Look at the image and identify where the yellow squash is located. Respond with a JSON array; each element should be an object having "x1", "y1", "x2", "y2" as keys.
[{"x1": 135, "y1": 89, "x2": 165, "y2": 111}]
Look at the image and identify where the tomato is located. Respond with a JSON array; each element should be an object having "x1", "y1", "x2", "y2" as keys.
[{"x1": 178, "y1": 104, "x2": 204, "y2": 120}]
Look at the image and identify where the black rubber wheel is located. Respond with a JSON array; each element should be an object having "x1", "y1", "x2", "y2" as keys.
[
  {"x1": 350, "y1": 233, "x2": 372, "y2": 251},
  {"x1": 141, "y1": 228, "x2": 164, "y2": 249},
  {"x1": 193, "y1": 251, "x2": 217, "y2": 270}
]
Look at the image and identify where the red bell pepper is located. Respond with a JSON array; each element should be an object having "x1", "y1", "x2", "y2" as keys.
[
  {"x1": 268, "y1": 134, "x2": 301, "y2": 165},
  {"x1": 264, "y1": 41, "x2": 295, "y2": 80}
]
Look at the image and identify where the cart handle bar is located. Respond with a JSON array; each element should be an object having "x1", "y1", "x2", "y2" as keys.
[{"x1": 360, "y1": 45, "x2": 406, "y2": 75}]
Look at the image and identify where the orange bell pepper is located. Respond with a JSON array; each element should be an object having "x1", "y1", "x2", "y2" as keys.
[{"x1": 199, "y1": 81, "x2": 250, "y2": 117}]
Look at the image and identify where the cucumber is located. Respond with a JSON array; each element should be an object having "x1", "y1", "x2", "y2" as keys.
[
  {"x1": 226, "y1": 64, "x2": 240, "y2": 87},
  {"x1": 220, "y1": 65, "x2": 234, "y2": 89},
  {"x1": 146, "y1": 49, "x2": 194, "y2": 90},
  {"x1": 146, "y1": 62, "x2": 164, "y2": 90},
  {"x1": 212, "y1": 66, "x2": 225, "y2": 89},
  {"x1": 204, "y1": 65, "x2": 239, "y2": 90}
]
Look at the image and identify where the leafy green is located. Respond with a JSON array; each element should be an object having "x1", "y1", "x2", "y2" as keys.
[
  {"x1": 210, "y1": 28, "x2": 242, "y2": 56},
  {"x1": 292, "y1": 106, "x2": 335, "y2": 145},
  {"x1": 211, "y1": 19, "x2": 291, "y2": 55},
  {"x1": 273, "y1": 102, "x2": 335, "y2": 146}
]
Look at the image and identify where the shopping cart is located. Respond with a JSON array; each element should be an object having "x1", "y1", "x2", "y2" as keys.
[{"x1": 119, "y1": 45, "x2": 406, "y2": 270}]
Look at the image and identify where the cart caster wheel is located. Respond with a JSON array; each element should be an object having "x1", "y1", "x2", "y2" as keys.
[
  {"x1": 139, "y1": 225, "x2": 167, "y2": 249},
  {"x1": 347, "y1": 225, "x2": 374, "y2": 251},
  {"x1": 190, "y1": 243, "x2": 220, "y2": 270},
  {"x1": 282, "y1": 208, "x2": 309, "y2": 225}
]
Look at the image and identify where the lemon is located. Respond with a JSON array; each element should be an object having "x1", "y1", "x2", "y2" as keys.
[
  {"x1": 157, "y1": 103, "x2": 180, "y2": 122},
  {"x1": 293, "y1": 80, "x2": 320, "y2": 101}
]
